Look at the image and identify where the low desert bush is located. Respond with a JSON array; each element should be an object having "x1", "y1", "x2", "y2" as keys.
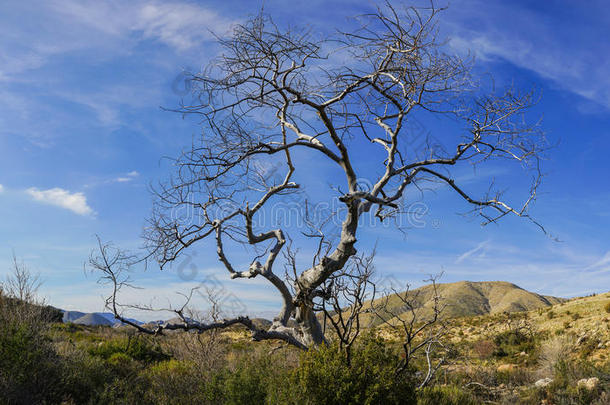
[
  {"x1": 493, "y1": 328, "x2": 536, "y2": 357},
  {"x1": 496, "y1": 366, "x2": 533, "y2": 386},
  {"x1": 0, "y1": 318, "x2": 64, "y2": 403},
  {"x1": 88, "y1": 335, "x2": 169, "y2": 362},
  {"x1": 143, "y1": 360, "x2": 207, "y2": 405},
  {"x1": 0, "y1": 293, "x2": 65, "y2": 404},
  {"x1": 60, "y1": 348, "x2": 126, "y2": 404},
  {"x1": 535, "y1": 359, "x2": 607, "y2": 405},
  {"x1": 165, "y1": 331, "x2": 227, "y2": 373},
  {"x1": 579, "y1": 337, "x2": 600, "y2": 359},
  {"x1": 205, "y1": 354, "x2": 274, "y2": 405},
  {"x1": 473, "y1": 339, "x2": 496, "y2": 359},
  {"x1": 417, "y1": 385, "x2": 478, "y2": 405}
]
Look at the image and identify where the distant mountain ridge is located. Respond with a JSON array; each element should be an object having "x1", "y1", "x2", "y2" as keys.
[
  {"x1": 61, "y1": 281, "x2": 565, "y2": 327},
  {"x1": 61, "y1": 310, "x2": 143, "y2": 327},
  {"x1": 359, "y1": 280, "x2": 565, "y2": 327}
]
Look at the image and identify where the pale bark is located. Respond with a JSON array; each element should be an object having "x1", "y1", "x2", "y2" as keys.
[{"x1": 96, "y1": 2, "x2": 547, "y2": 349}]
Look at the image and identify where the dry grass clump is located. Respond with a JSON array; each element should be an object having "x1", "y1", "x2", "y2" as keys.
[
  {"x1": 162, "y1": 331, "x2": 227, "y2": 375},
  {"x1": 536, "y1": 335, "x2": 575, "y2": 378}
]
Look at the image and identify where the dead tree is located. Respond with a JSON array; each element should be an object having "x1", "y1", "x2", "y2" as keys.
[
  {"x1": 4, "y1": 252, "x2": 41, "y2": 303},
  {"x1": 373, "y1": 275, "x2": 447, "y2": 388},
  {"x1": 90, "y1": 237, "x2": 308, "y2": 349},
  {"x1": 1, "y1": 253, "x2": 60, "y2": 325},
  {"x1": 94, "y1": 2, "x2": 546, "y2": 349}
]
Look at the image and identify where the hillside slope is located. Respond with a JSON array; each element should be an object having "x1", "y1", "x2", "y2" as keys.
[
  {"x1": 72, "y1": 312, "x2": 114, "y2": 326},
  {"x1": 439, "y1": 290, "x2": 610, "y2": 364},
  {"x1": 360, "y1": 281, "x2": 564, "y2": 326}
]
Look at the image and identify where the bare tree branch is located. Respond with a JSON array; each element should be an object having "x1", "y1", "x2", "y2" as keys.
[
  {"x1": 372, "y1": 274, "x2": 447, "y2": 387},
  {"x1": 4, "y1": 252, "x2": 42, "y2": 303},
  {"x1": 90, "y1": 236, "x2": 308, "y2": 349},
  {"x1": 94, "y1": 2, "x2": 548, "y2": 349},
  {"x1": 316, "y1": 251, "x2": 377, "y2": 364}
]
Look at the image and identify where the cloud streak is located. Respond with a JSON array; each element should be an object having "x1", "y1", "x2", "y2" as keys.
[
  {"x1": 455, "y1": 240, "x2": 490, "y2": 264},
  {"x1": 584, "y1": 251, "x2": 610, "y2": 272},
  {"x1": 26, "y1": 187, "x2": 94, "y2": 216},
  {"x1": 115, "y1": 171, "x2": 140, "y2": 183},
  {"x1": 49, "y1": 0, "x2": 235, "y2": 53}
]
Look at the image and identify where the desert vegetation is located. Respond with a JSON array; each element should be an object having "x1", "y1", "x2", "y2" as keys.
[
  {"x1": 1, "y1": 257, "x2": 608, "y2": 404},
  {"x1": 2, "y1": 2, "x2": 608, "y2": 404}
]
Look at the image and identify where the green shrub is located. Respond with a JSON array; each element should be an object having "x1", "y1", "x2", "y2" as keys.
[
  {"x1": 496, "y1": 366, "x2": 532, "y2": 386},
  {"x1": 94, "y1": 377, "x2": 148, "y2": 405},
  {"x1": 604, "y1": 301, "x2": 610, "y2": 314},
  {"x1": 60, "y1": 350, "x2": 120, "y2": 404},
  {"x1": 88, "y1": 335, "x2": 169, "y2": 362},
  {"x1": 218, "y1": 363, "x2": 269, "y2": 405},
  {"x1": 143, "y1": 360, "x2": 207, "y2": 405},
  {"x1": 492, "y1": 329, "x2": 535, "y2": 357},
  {"x1": 579, "y1": 338, "x2": 600, "y2": 359},
  {"x1": 0, "y1": 319, "x2": 64, "y2": 404},
  {"x1": 200, "y1": 349, "x2": 301, "y2": 405},
  {"x1": 286, "y1": 336, "x2": 416, "y2": 405},
  {"x1": 51, "y1": 321, "x2": 86, "y2": 334},
  {"x1": 0, "y1": 294, "x2": 67, "y2": 404}
]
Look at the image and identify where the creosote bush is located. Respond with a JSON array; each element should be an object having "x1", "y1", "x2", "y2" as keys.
[
  {"x1": 493, "y1": 329, "x2": 536, "y2": 358},
  {"x1": 88, "y1": 335, "x2": 169, "y2": 363},
  {"x1": 288, "y1": 336, "x2": 416, "y2": 405}
]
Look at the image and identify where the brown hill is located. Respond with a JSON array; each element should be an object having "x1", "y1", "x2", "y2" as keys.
[{"x1": 358, "y1": 281, "x2": 565, "y2": 327}]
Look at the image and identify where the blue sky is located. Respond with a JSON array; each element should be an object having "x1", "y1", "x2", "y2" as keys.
[{"x1": 1, "y1": 0, "x2": 609, "y2": 320}]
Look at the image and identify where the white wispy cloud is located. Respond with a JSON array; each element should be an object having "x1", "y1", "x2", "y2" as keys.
[
  {"x1": 136, "y1": 2, "x2": 233, "y2": 51},
  {"x1": 115, "y1": 170, "x2": 140, "y2": 183},
  {"x1": 584, "y1": 251, "x2": 610, "y2": 272},
  {"x1": 6, "y1": 0, "x2": 234, "y2": 65},
  {"x1": 445, "y1": 0, "x2": 610, "y2": 110},
  {"x1": 50, "y1": 0, "x2": 235, "y2": 53},
  {"x1": 375, "y1": 240, "x2": 610, "y2": 299},
  {"x1": 26, "y1": 187, "x2": 94, "y2": 216},
  {"x1": 0, "y1": 184, "x2": 4, "y2": 193},
  {"x1": 455, "y1": 240, "x2": 490, "y2": 264},
  {"x1": 0, "y1": 0, "x2": 237, "y2": 137}
]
